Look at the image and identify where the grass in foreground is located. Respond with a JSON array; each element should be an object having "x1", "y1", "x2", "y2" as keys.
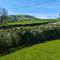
[{"x1": 0, "y1": 40, "x2": 60, "y2": 60}]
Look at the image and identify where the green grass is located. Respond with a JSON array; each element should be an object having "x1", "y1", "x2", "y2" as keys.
[
  {"x1": 0, "y1": 19, "x2": 60, "y2": 27},
  {"x1": 0, "y1": 19, "x2": 50, "y2": 27},
  {"x1": 5, "y1": 19, "x2": 60, "y2": 26},
  {"x1": 0, "y1": 40, "x2": 60, "y2": 60},
  {"x1": 1, "y1": 19, "x2": 60, "y2": 28},
  {"x1": 7, "y1": 20, "x2": 49, "y2": 24}
]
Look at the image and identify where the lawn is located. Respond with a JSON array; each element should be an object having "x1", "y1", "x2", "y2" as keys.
[{"x1": 0, "y1": 40, "x2": 60, "y2": 60}]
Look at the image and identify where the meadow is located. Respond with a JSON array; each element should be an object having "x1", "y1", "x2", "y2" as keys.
[
  {"x1": 0, "y1": 19, "x2": 50, "y2": 28},
  {"x1": 0, "y1": 40, "x2": 60, "y2": 60}
]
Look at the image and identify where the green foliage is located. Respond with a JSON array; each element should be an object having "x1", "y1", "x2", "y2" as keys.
[
  {"x1": 0, "y1": 26, "x2": 60, "y2": 55},
  {"x1": 0, "y1": 40, "x2": 60, "y2": 60},
  {"x1": 0, "y1": 20, "x2": 50, "y2": 29}
]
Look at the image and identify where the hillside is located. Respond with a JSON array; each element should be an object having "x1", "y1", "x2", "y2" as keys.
[
  {"x1": 8, "y1": 15, "x2": 37, "y2": 22},
  {"x1": 0, "y1": 40, "x2": 60, "y2": 60}
]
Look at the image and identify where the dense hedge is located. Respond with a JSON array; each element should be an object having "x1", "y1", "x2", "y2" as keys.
[
  {"x1": 0, "y1": 21, "x2": 50, "y2": 30},
  {"x1": 0, "y1": 26, "x2": 60, "y2": 55}
]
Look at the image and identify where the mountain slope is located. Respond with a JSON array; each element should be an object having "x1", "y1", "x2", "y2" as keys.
[
  {"x1": 0, "y1": 40, "x2": 60, "y2": 60},
  {"x1": 8, "y1": 15, "x2": 37, "y2": 22}
]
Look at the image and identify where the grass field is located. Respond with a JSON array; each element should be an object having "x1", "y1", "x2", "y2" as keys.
[
  {"x1": 0, "y1": 39, "x2": 60, "y2": 60},
  {"x1": 0, "y1": 19, "x2": 59, "y2": 28},
  {"x1": 7, "y1": 19, "x2": 49, "y2": 24},
  {"x1": 0, "y1": 19, "x2": 50, "y2": 27},
  {"x1": 6, "y1": 19, "x2": 60, "y2": 26}
]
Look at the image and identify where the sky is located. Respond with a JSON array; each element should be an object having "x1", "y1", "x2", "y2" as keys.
[{"x1": 0, "y1": 0, "x2": 60, "y2": 19}]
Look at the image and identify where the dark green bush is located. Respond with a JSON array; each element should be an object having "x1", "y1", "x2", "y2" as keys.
[{"x1": 0, "y1": 27, "x2": 60, "y2": 55}]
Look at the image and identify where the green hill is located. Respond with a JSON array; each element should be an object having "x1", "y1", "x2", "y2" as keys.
[
  {"x1": 0, "y1": 40, "x2": 60, "y2": 60},
  {"x1": 8, "y1": 15, "x2": 37, "y2": 22}
]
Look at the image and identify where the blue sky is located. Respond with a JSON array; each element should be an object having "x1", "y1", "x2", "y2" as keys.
[{"x1": 0, "y1": 0, "x2": 60, "y2": 18}]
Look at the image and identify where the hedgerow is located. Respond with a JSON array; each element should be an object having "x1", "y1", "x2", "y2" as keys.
[{"x1": 0, "y1": 25, "x2": 60, "y2": 55}]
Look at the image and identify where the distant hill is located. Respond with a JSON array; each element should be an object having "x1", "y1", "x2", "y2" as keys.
[{"x1": 8, "y1": 15, "x2": 37, "y2": 22}]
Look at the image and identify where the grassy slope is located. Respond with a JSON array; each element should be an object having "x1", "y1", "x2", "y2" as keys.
[
  {"x1": 0, "y1": 18, "x2": 59, "y2": 27},
  {"x1": 0, "y1": 19, "x2": 49, "y2": 27},
  {"x1": 0, "y1": 40, "x2": 60, "y2": 60},
  {"x1": 5, "y1": 19, "x2": 60, "y2": 25}
]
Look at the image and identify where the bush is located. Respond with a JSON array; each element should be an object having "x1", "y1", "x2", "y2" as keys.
[{"x1": 0, "y1": 26, "x2": 60, "y2": 55}]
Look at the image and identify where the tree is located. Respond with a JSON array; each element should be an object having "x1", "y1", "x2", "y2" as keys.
[{"x1": 0, "y1": 8, "x2": 8, "y2": 24}]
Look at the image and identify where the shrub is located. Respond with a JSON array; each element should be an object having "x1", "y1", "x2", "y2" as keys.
[{"x1": 0, "y1": 26, "x2": 60, "y2": 55}]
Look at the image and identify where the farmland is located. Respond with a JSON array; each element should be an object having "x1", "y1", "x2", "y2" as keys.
[
  {"x1": 0, "y1": 19, "x2": 50, "y2": 27},
  {"x1": 0, "y1": 14, "x2": 60, "y2": 60},
  {"x1": 0, "y1": 0, "x2": 60, "y2": 59}
]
